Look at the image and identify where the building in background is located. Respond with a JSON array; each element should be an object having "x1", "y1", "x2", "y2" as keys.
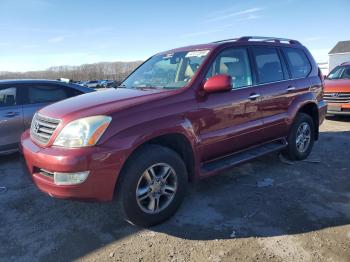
[
  {"x1": 328, "y1": 41, "x2": 350, "y2": 72},
  {"x1": 318, "y1": 62, "x2": 329, "y2": 76}
]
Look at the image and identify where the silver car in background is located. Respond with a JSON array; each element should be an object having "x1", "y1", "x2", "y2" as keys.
[{"x1": 0, "y1": 79, "x2": 94, "y2": 154}]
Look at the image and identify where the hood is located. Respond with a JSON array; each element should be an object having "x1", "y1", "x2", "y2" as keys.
[
  {"x1": 39, "y1": 87, "x2": 172, "y2": 120},
  {"x1": 324, "y1": 79, "x2": 350, "y2": 92}
]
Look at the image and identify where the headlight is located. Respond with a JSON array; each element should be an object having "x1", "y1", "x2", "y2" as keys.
[{"x1": 53, "y1": 115, "x2": 112, "y2": 148}]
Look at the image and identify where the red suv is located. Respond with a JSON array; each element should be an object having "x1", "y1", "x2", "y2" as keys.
[
  {"x1": 21, "y1": 36, "x2": 327, "y2": 226},
  {"x1": 324, "y1": 62, "x2": 350, "y2": 115}
]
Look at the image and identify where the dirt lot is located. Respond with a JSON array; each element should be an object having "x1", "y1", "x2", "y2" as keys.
[{"x1": 1, "y1": 117, "x2": 350, "y2": 262}]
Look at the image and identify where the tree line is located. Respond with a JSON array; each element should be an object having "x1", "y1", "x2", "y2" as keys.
[{"x1": 0, "y1": 61, "x2": 143, "y2": 81}]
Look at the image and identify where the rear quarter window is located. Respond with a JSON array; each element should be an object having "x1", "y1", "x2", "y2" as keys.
[{"x1": 283, "y1": 48, "x2": 311, "y2": 78}]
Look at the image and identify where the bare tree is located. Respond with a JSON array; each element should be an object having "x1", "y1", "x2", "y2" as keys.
[{"x1": 0, "y1": 61, "x2": 143, "y2": 82}]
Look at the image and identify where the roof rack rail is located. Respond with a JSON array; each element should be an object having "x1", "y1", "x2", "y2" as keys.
[{"x1": 213, "y1": 36, "x2": 301, "y2": 45}]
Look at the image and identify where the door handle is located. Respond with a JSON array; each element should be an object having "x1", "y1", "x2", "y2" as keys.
[
  {"x1": 286, "y1": 86, "x2": 296, "y2": 92},
  {"x1": 248, "y1": 93, "x2": 261, "y2": 100},
  {"x1": 4, "y1": 112, "x2": 19, "y2": 117}
]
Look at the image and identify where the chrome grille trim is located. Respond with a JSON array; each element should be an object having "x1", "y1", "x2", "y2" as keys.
[
  {"x1": 30, "y1": 113, "x2": 61, "y2": 145},
  {"x1": 324, "y1": 92, "x2": 350, "y2": 104}
]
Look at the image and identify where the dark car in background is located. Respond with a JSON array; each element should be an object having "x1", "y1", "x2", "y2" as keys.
[{"x1": 0, "y1": 79, "x2": 93, "y2": 154}]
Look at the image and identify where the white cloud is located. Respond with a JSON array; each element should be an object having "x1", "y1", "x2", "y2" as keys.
[
  {"x1": 209, "y1": 7, "x2": 263, "y2": 22},
  {"x1": 236, "y1": 14, "x2": 261, "y2": 21},
  {"x1": 48, "y1": 36, "x2": 65, "y2": 43},
  {"x1": 303, "y1": 37, "x2": 322, "y2": 43}
]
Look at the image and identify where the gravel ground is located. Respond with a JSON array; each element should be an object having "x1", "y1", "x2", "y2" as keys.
[{"x1": 1, "y1": 117, "x2": 350, "y2": 262}]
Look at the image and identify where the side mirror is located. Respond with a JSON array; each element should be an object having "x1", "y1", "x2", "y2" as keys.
[{"x1": 203, "y1": 74, "x2": 232, "y2": 93}]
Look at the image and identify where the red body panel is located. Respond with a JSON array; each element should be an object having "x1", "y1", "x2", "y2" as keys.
[
  {"x1": 21, "y1": 39, "x2": 327, "y2": 201},
  {"x1": 325, "y1": 79, "x2": 350, "y2": 92}
]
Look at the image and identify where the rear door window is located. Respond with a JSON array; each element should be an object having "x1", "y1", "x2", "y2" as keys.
[
  {"x1": 23, "y1": 84, "x2": 75, "y2": 104},
  {"x1": 0, "y1": 86, "x2": 17, "y2": 107},
  {"x1": 283, "y1": 48, "x2": 311, "y2": 78},
  {"x1": 206, "y1": 47, "x2": 253, "y2": 89},
  {"x1": 252, "y1": 47, "x2": 284, "y2": 84}
]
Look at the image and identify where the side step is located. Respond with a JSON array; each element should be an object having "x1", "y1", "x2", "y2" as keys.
[{"x1": 201, "y1": 139, "x2": 288, "y2": 176}]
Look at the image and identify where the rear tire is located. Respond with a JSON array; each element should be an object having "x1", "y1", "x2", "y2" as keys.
[
  {"x1": 282, "y1": 113, "x2": 315, "y2": 160},
  {"x1": 116, "y1": 145, "x2": 188, "y2": 227}
]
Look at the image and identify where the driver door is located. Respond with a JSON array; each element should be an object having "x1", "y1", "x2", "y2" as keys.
[{"x1": 197, "y1": 47, "x2": 265, "y2": 161}]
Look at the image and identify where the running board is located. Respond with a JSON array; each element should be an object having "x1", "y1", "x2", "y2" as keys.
[{"x1": 200, "y1": 139, "x2": 288, "y2": 176}]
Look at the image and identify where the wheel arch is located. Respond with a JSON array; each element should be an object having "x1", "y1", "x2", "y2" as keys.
[
  {"x1": 296, "y1": 102, "x2": 319, "y2": 140},
  {"x1": 109, "y1": 118, "x2": 199, "y2": 198}
]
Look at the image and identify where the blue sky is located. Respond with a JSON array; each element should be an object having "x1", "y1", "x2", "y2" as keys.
[{"x1": 0, "y1": 0, "x2": 349, "y2": 72}]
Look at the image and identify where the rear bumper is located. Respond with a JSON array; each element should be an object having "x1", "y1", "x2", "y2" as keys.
[{"x1": 20, "y1": 130, "x2": 123, "y2": 201}]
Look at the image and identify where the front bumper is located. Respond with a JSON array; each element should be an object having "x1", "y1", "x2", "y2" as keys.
[
  {"x1": 326, "y1": 103, "x2": 350, "y2": 116},
  {"x1": 20, "y1": 130, "x2": 123, "y2": 201}
]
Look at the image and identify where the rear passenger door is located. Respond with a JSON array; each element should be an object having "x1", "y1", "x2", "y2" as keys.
[
  {"x1": 251, "y1": 46, "x2": 294, "y2": 141},
  {"x1": 0, "y1": 85, "x2": 24, "y2": 150},
  {"x1": 21, "y1": 84, "x2": 81, "y2": 130}
]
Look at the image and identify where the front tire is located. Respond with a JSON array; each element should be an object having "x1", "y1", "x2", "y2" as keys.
[
  {"x1": 283, "y1": 113, "x2": 315, "y2": 160},
  {"x1": 117, "y1": 145, "x2": 188, "y2": 227}
]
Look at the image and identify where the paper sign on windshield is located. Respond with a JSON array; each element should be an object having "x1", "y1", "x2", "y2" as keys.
[{"x1": 185, "y1": 50, "x2": 210, "y2": 58}]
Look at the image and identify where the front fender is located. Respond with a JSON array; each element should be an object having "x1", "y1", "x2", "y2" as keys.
[{"x1": 103, "y1": 115, "x2": 200, "y2": 180}]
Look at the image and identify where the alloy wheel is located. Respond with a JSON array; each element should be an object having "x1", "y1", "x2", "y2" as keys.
[{"x1": 136, "y1": 163, "x2": 178, "y2": 214}]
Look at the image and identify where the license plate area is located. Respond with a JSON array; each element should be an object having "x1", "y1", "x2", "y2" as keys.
[{"x1": 328, "y1": 105, "x2": 341, "y2": 112}]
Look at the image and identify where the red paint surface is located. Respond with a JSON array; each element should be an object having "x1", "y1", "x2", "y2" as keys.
[{"x1": 21, "y1": 39, "x2": 327, "y2": 201}]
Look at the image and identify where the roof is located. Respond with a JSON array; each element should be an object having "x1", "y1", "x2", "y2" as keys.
[
  {"x1": 0, "y1": 79, "x2": 95, "y2": 92},
  {"x1": 0, "y1": 79, "x2": 64, "y2": 85},
  {"x1": 329, "y1": 41, "x2": 350, "y2": 54},
  {"x1": 159, "y1": 36, "x2": 302, "y2": 55},
  {"x1": 341, "y1": 61, "x2": 350, "y2": 66}
]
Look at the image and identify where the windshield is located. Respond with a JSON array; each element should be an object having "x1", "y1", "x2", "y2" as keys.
[
  {"x1": 327, "y1": 65, "x2": 350, "y2": 80},
  {"x1": 121, "y1": 50, "x2": 210, "y2": 89}
]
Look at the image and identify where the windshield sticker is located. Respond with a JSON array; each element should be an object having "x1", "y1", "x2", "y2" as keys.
[
  {"x1": 185, "y1": 50, "x2": 210, "y2": 58},
  {"x1": 163, "y1": 53, "x2": 174, "y2": 59}
]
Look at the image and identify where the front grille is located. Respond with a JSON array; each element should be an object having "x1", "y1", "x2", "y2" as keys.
[
  {"x1": 30, "y1": 113, "x2": 60, "y2": 145},
  {"x1": 324, "y1": 92, "x2": 350, "y2": 103}
]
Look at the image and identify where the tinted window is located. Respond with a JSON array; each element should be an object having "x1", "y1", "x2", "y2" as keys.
[
  {"x1": 328, "y1": 65, "x2": 350, "y2": 80},
  {"x1": 283, "y1": 48, "x2": 311, "y2": 78},
  {"x1": 0, "y1": 87, "x2": 17, "y2": 107},
  {"x1": 252, "y1": 47, "x2": 284, "y2": 84},
  {"x1": 206, "y1": 48, "x2": 252, "y2": 89},
  {"x1": 25, "y1": 84, "x2": 69, "y2": 104}
]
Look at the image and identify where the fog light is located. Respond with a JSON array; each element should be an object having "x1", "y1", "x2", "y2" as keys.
[{"x1": 54, "y1": 171, "x2": 90, "y2": 185}]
